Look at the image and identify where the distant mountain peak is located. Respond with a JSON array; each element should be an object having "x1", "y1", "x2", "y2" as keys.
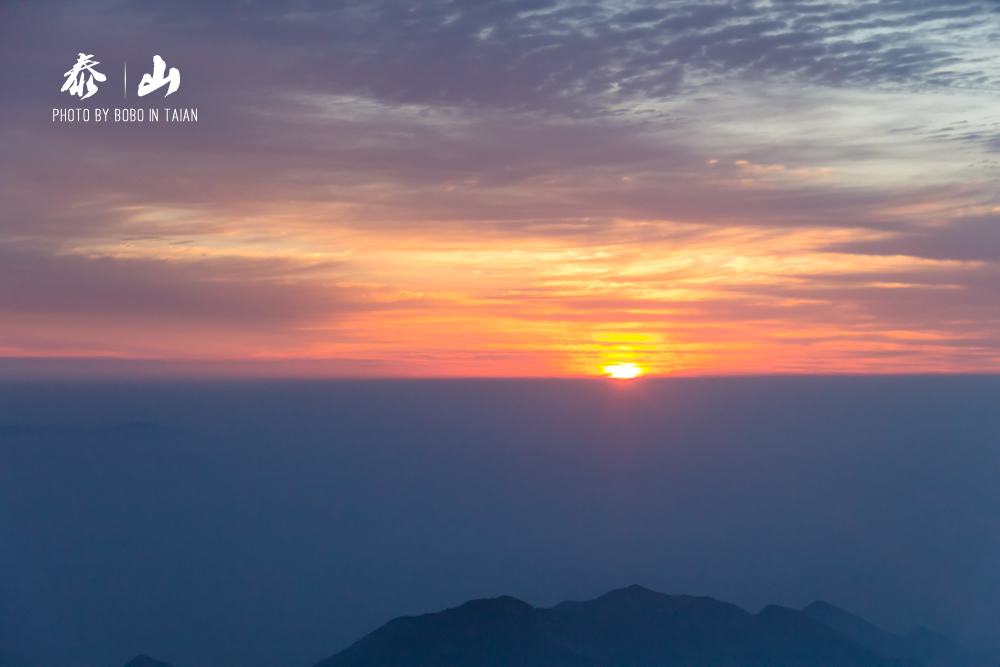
[
  {"x1": 594, "y1": 583, "x2": 662, "y2": 601},
  {"x1": 804, "y1": 600, "x2": 878, "y2": 628},
  {"x1": 803, "y1": 601, "x2": 994, "y2": 667},
  {"x1": 451, "y1": 594, "x2": 535, "y2": 617},
  {"x1": 122, "y1": 656, "x2": 173, "y2": 667}
]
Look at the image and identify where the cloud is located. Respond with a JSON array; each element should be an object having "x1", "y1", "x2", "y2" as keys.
[
  {"x1": 826, "y1": 212, "x2": 1000, "y2": 262},
  {"x1": 9, "y1": 0, "x2": 996, "y2": 119},
  {"x1": 2, "y1": 0, "x2": 1000, "y2": 373}
]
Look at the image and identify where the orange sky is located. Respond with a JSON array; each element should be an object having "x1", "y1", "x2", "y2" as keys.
[{"x1": 3, "y1": 2, "x2": 1000, "y2": 377}]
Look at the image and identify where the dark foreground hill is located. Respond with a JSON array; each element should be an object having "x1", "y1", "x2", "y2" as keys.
[{"x1": 315, "y1": 584, "x2": 923, "y2": 667}]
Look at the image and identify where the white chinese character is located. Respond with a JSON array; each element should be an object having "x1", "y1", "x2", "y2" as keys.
[
  {"x1": 137, "y1": 55, "x2": 180, "y2": 97},
  {"x1": 61, "y1": 53, "x2": 106, "y2": 100}
]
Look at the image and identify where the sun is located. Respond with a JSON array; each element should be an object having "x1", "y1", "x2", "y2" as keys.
[{"x1": 603, "y1": 363, "x2": 644, "y2": 379}]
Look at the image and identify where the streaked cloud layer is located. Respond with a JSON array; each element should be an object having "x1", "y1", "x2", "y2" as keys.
[{"x1": 2, "y1": 0, "x2": 999, "y2": 375}]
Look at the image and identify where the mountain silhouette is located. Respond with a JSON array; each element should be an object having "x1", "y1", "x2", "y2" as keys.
[
  {"x1": 803, "y1": 601, "x2": 994, "y2": 667},
  {"x1": 316, "y1": 584, "x2": 916, "y2": 667},
  {"x1": 122, "y1": 656, "x2": 173, "y2": 667}
]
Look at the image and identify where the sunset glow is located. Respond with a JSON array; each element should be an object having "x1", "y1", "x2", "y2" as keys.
[
  {"x1": 604, "y1": 364, "x2": 644, "y2": 380},
  {"x1": 3, "y1": 3, "x2": 1000, "y2": 377}
]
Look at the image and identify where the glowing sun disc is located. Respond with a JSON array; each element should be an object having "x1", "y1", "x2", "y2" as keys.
[{"x1": 604, "y1": 363, "x2": 644, "y2": 379}]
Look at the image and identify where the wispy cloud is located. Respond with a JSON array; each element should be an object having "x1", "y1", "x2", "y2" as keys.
[{"x1": 2, "y1": 0, "x2": 999, "y2": 375}]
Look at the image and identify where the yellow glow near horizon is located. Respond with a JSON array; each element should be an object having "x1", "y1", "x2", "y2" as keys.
[
  {"x1": 604, "y1": 363, "x2": 644, "y2": 379},
  {"x1": 18, "y1": 189, "x2": 997, "y2": 377}
]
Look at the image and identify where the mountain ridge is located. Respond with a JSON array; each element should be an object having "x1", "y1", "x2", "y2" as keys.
[
  {"x1": 803, "y1": 600, "x2": 995, "y2": 667},
  {"x1": 317, "y1": 584, "x2": 981, "y2": 667},
  {"x1": 122, "y1": 656, "x2": 173, "y2": 667},
  {"x1": 119, "y1": 587, "x2": 997, "y2": 667}
]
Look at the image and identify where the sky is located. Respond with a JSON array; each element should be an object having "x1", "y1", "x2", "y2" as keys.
[
  {"x1": 2, "y1": 377, "x2": 999, "y2": 666},
  {"x1": 2, "y1": 0, "x2": 1000, "y2": 377}
]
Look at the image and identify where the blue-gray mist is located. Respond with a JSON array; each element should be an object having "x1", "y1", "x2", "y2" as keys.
[{"x1": 1, "y1": 377, "x2": 998, "y2": 667}]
